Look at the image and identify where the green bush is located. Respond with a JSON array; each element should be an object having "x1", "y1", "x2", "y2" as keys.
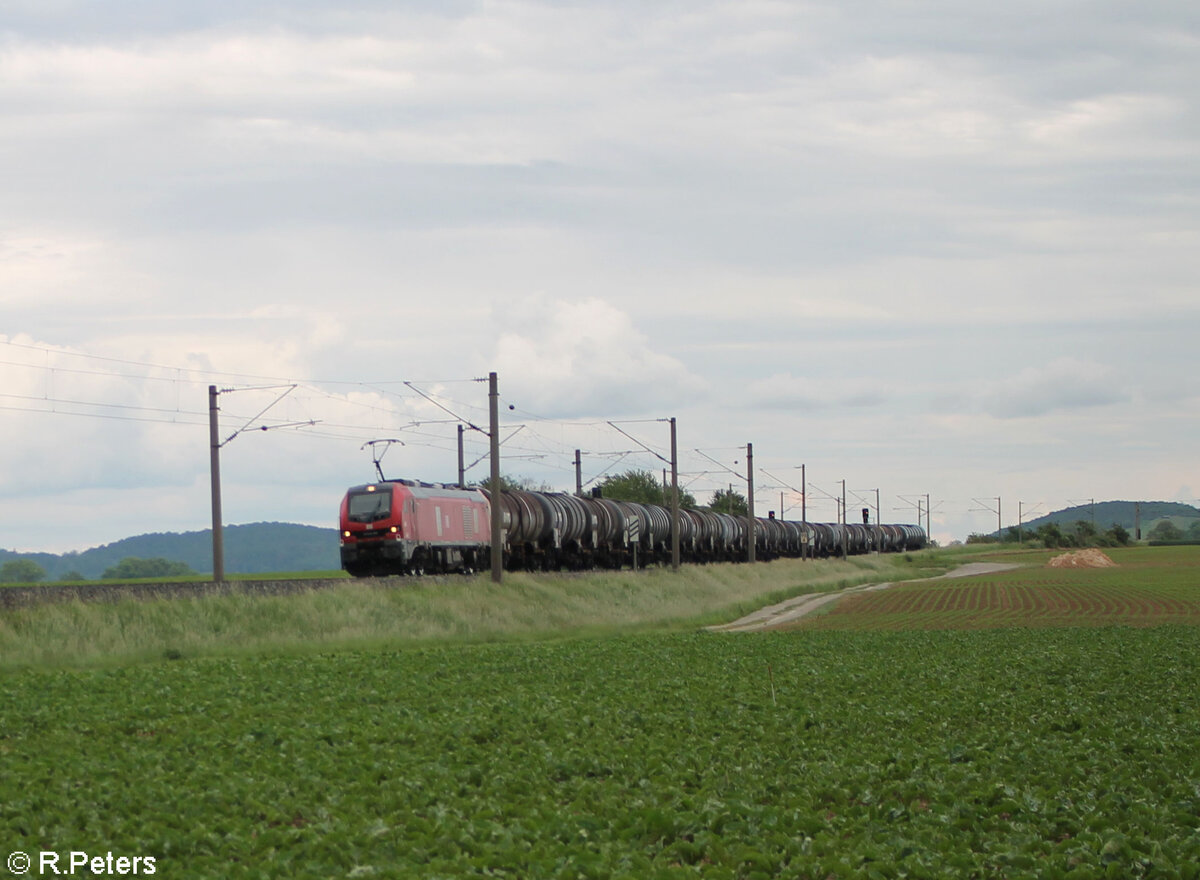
[
  {"x1": 101, "y1": 557, "x2": 194, "y2": 580},
  {"x1": 0, "y1": 559, "x2": 46, "y2": 583}
]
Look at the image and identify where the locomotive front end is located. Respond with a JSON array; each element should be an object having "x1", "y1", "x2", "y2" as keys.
[{"x1": 339, "y1": 482, "x2": 407, "y2": 576}]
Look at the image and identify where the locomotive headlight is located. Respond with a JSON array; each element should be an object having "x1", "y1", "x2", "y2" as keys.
[
  {"x1": 389, "y1": 525, "x2": 399, "y2": 534},
  {"x1": 342, "y1": 530, "x2": 351, "y2": 539}
]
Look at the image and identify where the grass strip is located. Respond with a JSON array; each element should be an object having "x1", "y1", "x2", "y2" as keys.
[{"x1": 0, "y1": 552, "x2": 951, "y2": 669}]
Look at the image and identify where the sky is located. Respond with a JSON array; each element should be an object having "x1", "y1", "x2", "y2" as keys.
[{"x1": 2, "y1": 0, "x2": 1198, "y2": 554}]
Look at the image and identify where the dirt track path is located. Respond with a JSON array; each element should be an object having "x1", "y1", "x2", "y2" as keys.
[{"x1": 707, "y1": 562, "x2": 1021, "y2": 633}]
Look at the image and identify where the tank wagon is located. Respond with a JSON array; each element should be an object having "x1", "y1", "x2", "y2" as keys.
[{"x1": 339, "y1": 479, "x2": 926, "y2": 577}]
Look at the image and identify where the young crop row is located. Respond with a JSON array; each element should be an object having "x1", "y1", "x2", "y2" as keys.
[
  {"x1": 3, "y1": 626, "x2": 1199, "y2": 878},
  {"x1": 801, "y1": 561, "x2": 1200, "y2": 631}
]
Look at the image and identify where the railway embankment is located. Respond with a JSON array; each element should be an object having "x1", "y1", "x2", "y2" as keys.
[{"x1": 0, "y1": 577, "x2": 354, "y2": 608}]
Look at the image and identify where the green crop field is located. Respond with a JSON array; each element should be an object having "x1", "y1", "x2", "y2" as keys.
[
  {"x1": 2, "y1": 547, "x2": 1199, "y2": 879},
  {"x1": 799, "y1": 546, "x2": 1200, "y2": 631},
  {"x1": 2, "y1": 629, "x2": 1199, "y2": 879}
]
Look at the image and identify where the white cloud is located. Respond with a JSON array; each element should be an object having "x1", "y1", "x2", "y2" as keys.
[
  {"x1": 980, "y1": 357, "x2": 1128, "y2": 419},
  {"x1": 1, "y1": 0, "x2": 1198, "y2": 550},
  {"x1": 492, "y1": 298, "x2": 704, "y2": 418},
  {"x1": 0, "y1": 231, "x2": 126, "y2": 305},
  {"x1": 745, "y1": 373, "x2": 893, "y2": 411}
]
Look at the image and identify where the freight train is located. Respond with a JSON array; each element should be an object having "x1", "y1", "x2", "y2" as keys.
[{"x1": 339, "y1": 479, "x2": 926, "y2": 576}]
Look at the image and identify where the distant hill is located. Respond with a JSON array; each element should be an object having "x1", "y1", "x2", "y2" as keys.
[
  {"x1": 0, "y1": 522, "x2": 339, "y2": 580},
  {"x1": 997, "y1": 501, "x2": 1200, "y2": 539}
]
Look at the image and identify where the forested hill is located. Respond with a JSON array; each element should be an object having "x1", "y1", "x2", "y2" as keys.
[
  {"x1": 0, "y1": 523, "x2": 338, "y2": 580},
  {"x1": 1008, "y1": 500, "x2": 1200, "y2": 536}
]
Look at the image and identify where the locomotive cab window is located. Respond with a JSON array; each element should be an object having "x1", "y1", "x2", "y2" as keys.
[{"x1": 347, "y1": 490, "x2": 393, "y2": 523}]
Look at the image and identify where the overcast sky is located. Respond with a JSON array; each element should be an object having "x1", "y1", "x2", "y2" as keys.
[{"x1": 2, "y1": 0, "x2": 1198, "y2": 555}]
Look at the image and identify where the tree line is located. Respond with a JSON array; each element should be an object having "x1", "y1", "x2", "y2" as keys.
[
  {"x1": 0, "y1": 556, "x2": 194, "y2": 584},
  {"x1": 967, "y1": 518, "x2": 1200, "y2": 549}
]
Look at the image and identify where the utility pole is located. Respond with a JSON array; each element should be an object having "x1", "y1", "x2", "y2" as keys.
[
  {"x1": 1069, "y1": 497, "x2": 1097, "y2": 530},
  {"x1": 608, "y1": 416, "x2": 680, "y2": 568},
  {"x1": 575, "y1": 449, "x2": 583, "y2": 497},
  {"x1": 971, "y1": 496, "x2": 1002, "y2": 540},
  {"x1": 1018, "y1": 501, "x2": 1042, "y2": 547},
  {"x1": 206, "y1": 383, "x2": 313, "y2": 584},
  {"x1": 876, "y1": 488, "x2": 881, "y2": 552},
  {"x1": 840, "y1": 478, "x2": 847, "y2": 559},
  {"x1": 801, "y1": 464, "x2": 807, "y2": 559},
  {"x1": 457, "y1": 424, "x2": 466, "y2": 488},
  {"x1": 208, "y1": 385, "x2": 225, "y2": 584},
  {"x1": 926, "y1": 493, "x2": 931, "y2": 541},
  {"x1": 670, "y1": 418, "x2": 680, "y2": 571},
  {"x1": 851, "y1": 485, "x2": 881, "y2": 551},
  {"x1": 746, "y1": 442, "x2": 755, "y2": 563},
  {"x1": 488, "y1": 372, "x2": 502, "y2": 584}
]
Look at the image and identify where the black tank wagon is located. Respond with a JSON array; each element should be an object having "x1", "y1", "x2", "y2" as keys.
[{"x1": 340, "y1": 480, "x2": 926, "y2": 576}]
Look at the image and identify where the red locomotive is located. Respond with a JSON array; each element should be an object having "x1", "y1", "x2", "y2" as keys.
[{"x1": 339, "y1": 480, "x2": 491, "y2": 576}]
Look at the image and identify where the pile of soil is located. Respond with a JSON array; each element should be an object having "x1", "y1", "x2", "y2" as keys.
[{"x1": 1047, "y1": 549, "x2": 1117, "y2": 568}]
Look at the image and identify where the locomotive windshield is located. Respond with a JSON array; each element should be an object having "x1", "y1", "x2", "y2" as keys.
[{"x1": 347, "y1": 489, "x2": 392, "y2": 523}]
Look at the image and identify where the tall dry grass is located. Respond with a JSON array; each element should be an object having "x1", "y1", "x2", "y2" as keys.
[{"x1": 0, "y1": 552, "x2": 950, "y2": 668}]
